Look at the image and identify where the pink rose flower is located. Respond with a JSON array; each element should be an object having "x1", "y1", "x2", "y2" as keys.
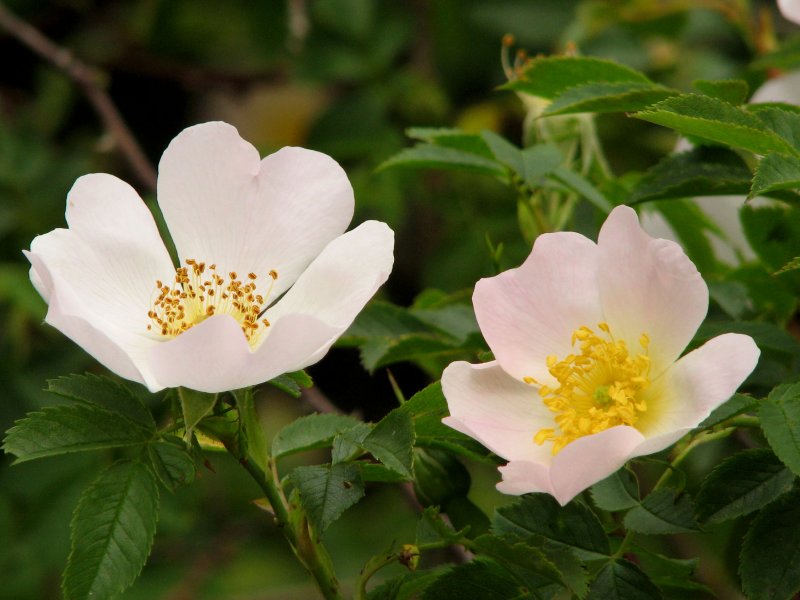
[{"x1": 443, "y1": 206, "x2": 759, "y2": 505}]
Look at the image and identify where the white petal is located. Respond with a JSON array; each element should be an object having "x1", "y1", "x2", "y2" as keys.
[
  {"x1": 473, "y1": 231, "x2": 603, "y2": 383},
  {"x1": 26, "y1": 251, "x2": 161, "y2": 390},
  {"x1": 598, "y1": 205, "x2": 708, "y2": 373},
  {"x1": 636, "y1": 333, "x2": 760, "y2": 439},
  {"x1": 441, "y1": 360, "x2": 554, "y2": 463},
  {"x1": 548, "y1": 426, "x2": 645, "y2": 505},
  {"x1": 263, "y1": 220, "x2": 394, "y2": 330},
  {"x1": 147, "y1": 313, "x2": 340, "y2": 393},
  {"x1": 779, "y1": 0, "x2": 800, "y2": 25},
  {"x1": 157, "y1": 122, "x2": 354, "y2": 296},
  {"x1": 25, "y1": 174, "x2": 174, "y2": 389}
]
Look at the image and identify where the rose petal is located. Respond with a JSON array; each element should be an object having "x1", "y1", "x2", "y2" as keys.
[
  {"x1": 442, "y1": 360, "x2": 554, "y2": 463},
  {"x1": 263, "y1": 220, "x2": 394, "y2": 331},
  {"x1": 497, "y1": 460, "x2": 555, "y2": 497},
  {"x1": 548, "y1": 425, "x2": 645, "y2": 505},
  {"x1": 147, "y1": 312, "x2": 340, "y2": 392},
  {"x1": 157, "y1": 122, "x2": 353, "y2": 296},
  {"x1": 598, "y1": 205, "x2": 708, "y2": 373},
  {"x1": 498, "y1": 425, "x2": 645, "y2": 504},
  {"x1": 636, "y1": 332, "x2": 760, "y2": 439},
  {"x1": 26, "y1": 251, "x2": 160, "y2": 389},
  {"x1": 779, "y1": 0, "x2": 800, "y2": 25},
  {"x1": 24, "y1": 174, "x2": 174, "y2": 389},
  {"x1": 473, "y1": 231, "x2": 603, "y2": 383}
]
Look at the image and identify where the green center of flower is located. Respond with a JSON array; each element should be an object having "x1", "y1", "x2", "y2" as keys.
[
  {"x1": 147, "y1": 259, "x2": 278, "y2": 344},
  {"x1": 526, "y1": 323, "x2": 652, "y2": 455}
]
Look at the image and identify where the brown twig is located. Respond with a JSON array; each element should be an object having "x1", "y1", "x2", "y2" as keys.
[{"x1": 0, "y1": 2, "x2": 157, "y2": 191}]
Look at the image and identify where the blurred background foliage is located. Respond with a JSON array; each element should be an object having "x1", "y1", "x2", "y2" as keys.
[{"x1": 0, "y1": 0, "x2": 797, "y2": 598}]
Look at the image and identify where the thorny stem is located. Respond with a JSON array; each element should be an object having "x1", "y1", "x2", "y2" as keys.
[{"x1": 0, "y1": 2, "x2": 157, "y2": 191}]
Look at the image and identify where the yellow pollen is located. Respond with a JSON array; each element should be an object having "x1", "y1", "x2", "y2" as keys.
[
  {"x1": 534, "y1": 323, "x2": 651, "y2": 455},
  {"x1": 148, "y1": 259, "x2": 278, "y2": 344}
]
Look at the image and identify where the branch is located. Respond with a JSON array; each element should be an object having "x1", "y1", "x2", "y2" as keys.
[{"x1": 0, "y1": 3, "x2": 157, "y2": 191}]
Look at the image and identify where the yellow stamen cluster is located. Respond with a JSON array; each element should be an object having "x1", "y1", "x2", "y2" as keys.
[
  {"x1": 147, "y1": 259, "x2": 278, "y2": 343},
  {"x1": 529, "y1": 323, "x2": 651, "y2": 455}
]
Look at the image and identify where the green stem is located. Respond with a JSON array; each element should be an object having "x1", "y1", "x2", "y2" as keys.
[
  {"x1": 614, "y1": 427, "x2": 736, "y2": 558},
  {"x1": 239, "y1": 456, "x2": 344, "y2": 600}
]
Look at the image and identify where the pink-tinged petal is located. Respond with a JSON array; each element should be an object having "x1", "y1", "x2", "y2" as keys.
[
  {"x1": 263, "y1": 221, "x2": 394, "y2": 331},
  {"x1": 779, "y1": 0, "x2": 800, "y2": 25},
  {"x1": 157, "y1": 122, "x2": 353, "y2": 296},
  {"x1": 473, "y1": 232, "x2": 603, "y2": 383},
  {"x1": 442, "y1": 361, "x2": 553, "y2": 463},
  {"x1": 497, "y1": 460, "x2": 555, "y2": 497},
  {"x1": 26, "y1": 251, "x2": 161, "y2": 390},
  {"x1": 598, "y1": 205, "x2": 708, "y2": 373},
  {"x1": 147, "y1": 313, "x2": 339, "y2": 393},
  {"x1": 548, "y1": 426, "x2": 645, "y2": 505},
  {"x1": 637, "y1": 333, "x2": 760, "y2": 438}
]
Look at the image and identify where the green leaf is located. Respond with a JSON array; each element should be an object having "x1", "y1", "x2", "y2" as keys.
[
  {"x1": 635, "y1": 94, "x2": 798, "y2": 156},
  {"x1": 420, "y1": 559, "x2": 528, "y2": 600},
  {"x1": 750, "y1": 153, "x2": 800, "y2": 199},
  {"x1": 331, "y1": 422, "x2": 372, "y2": 463},
  {"x1": 291, "y1": 463, "x2": 365, "y2": 535},
  {"x1": 358, "y1": 462, "x2": 408, "y2": 483},
  {"x1": 587, "y1": 559, "x2": 662, "y2": 600},
  {"x1": 634, "y1": 547, "x2": 708, "y2": 595},
  {"x1": 62, "y1": 460, "x2": 159, "y2": 600},
  {"x1": 413, "y1": 448, "x2": 471, "y2": 507},
  {"x1": 362, "y1": 409, "x2": 415, "y2": 479},
  {"x1": 752, "y1": 106, "x2": 800, "y2": 147},
  {"x1": 521, "y1": 144, "x2": 563, "y2": 187},
  {"x1": 543, "y1": 81, "x2": 677, "y2": 116},
  {"x1": 378, "y1": 143, "x2": 506, "y2": 177},
  {"x1": 493, "y1": 494, "x2": 610, "y2": 560},
  {"x1": 178, "y1": 388, "x2": 217, "y2": 438},
  {"x1": 272, "y1": 413, "x2": 361, "y2": 459},
  {"x1": 47, "y1": 374, "x2": 155, "y2": 431},
  {"x1": 480, "y1": 130, "x2": 524, "y2": 176},
  {"x1": 698, "y1": 393, "x2": 759, "y2": 428},
  {"x1": 505, "y1": 56, "x2": 651, "y2": 99},
  {"x1": 591, "y1": 468, "x2": 640, "y2": 512},
  {"x1": 695, "y1": 449, "x2": 795, "y2": 524},
  {"x1": 147, "y1": 438, "x2": 196, "y2": 493},
  {"x1": 473, "y1": 534, "x2": 568, "y2": 598},
  {"x1": 623, "y1": 488, "x2": 699, "y2": 534},
  {"x1": 268, "y1": 374, "x2": 304, "y2": 398},
  {"x1": 3, "y1": 405, "x2": 153, "y2": 463},
  {"x1": 693, "y1": 79, "x2": 749, "y2": 105},
  {"x1": 548, "y1": 166, "x2": 613, "y2": 213},
  {"x1": 630, "y1": 147, "x2": 752, "y2": 204},
  {"x1": 741, "y1": 205, "x2": 800, "y2": 274},
  {"x1": 406, "y1": 127, "x2": 494, "y2": 158},
  {"x1": 399, "y1": 382, "x2": 493, "y2": 462},
  {"x1": 760, "y1": 382, "x2": 800, "y2": 477},
  {"x1": 740, "y1": 488, "x2": 800, "y2": 600}
]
